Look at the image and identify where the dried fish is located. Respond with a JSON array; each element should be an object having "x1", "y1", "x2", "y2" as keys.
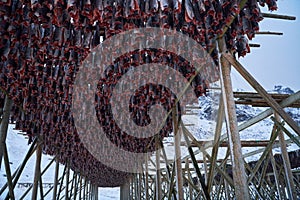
[{"x1": 0, "y1": 0, "x2": 277, "y2": 187}]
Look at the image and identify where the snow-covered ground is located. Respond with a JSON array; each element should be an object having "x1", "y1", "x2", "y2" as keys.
[
  {"x1": 1, "y1": 86, "x2": 299, "y2": 199},
  {"x1": 0, "y1": 125, "x2": 120, "y2": 199}
]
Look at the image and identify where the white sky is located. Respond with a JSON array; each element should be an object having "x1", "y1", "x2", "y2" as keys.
[{"x1": 232, "y1": 0, "x2": 300, "y2": 92}]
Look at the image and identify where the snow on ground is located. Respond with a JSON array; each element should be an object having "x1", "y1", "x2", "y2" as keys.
[{"x1": 0, "y1": 125, "x2": 120, "y2": 199}]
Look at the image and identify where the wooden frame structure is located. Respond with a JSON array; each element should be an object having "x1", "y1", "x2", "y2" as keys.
[
  {"x1": 0, "y1": 9, "x2": 299, "y2": 200},
  {"x1": 118, "y1": 14, "x2": 300, "y2": 199},
  {"x1": 119, "y1": 56, "x2": 300, "y2": 200}
]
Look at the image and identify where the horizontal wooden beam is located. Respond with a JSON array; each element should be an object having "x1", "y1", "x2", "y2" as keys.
[
  {"x1": 223, "y1": 53, "x2": 300, "y2": 136},
  {"x1": 255, "y1": 31, "x2": 283, "y2": 35},
  {"x1": 168, "y1": 140, "x2": 280, "y2": 147},
  {"x1": 262, "y1": 13, "x2": 296, "y2": 20},
  {"x1": 195, "y1": 140, "x2": 280, "y2": 147},
  {"x1": 234, "y1": 92, "x2": 300, "y2": 108},
  {"x1": 249, "y1": 43, "x2": 261, "y2": 48}
]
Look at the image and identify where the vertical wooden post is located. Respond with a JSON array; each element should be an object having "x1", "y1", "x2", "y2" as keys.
[
  {"x1": 69, "y1": 172, "x2": 75, "y2": 198},
  {"x1": 222, "y1": 53, "x2": 300, "y2": 136},
  {"x1": 86, "y1": 180, "x2": 89, "y2": 200},
  {"x1": 185, "y1": 158, "x2": 193, "y2": 200},
  {"x1": 182, "y1": 125, "x2": 210, "y2": 199},
  {"x1": 89, "y1": 181, "x2": 92, "y2": 200},
  {"x1": 155, "y1": 143, "x2": 162, "y2": 200},
  {"x1": 79, "y1": 176, "x2": 83, "y2": 200},
  {"x1": 270, "y1": 152, "x2": 284, "y2": 200},
  {"x1": 120, "y1": 180, "x2": 130, "y2": 200},
  {"x1": 173, "y1": 108, "x2": 184, "y2": 200},
  {"x1": 145, "y1": 154, "x2": 149, "y2": 200},
  {"x1": 2, "y1": 143, "x2": 15, "y2": 199},
  {"x1": 83, "y1": 179, "x2": 87, "y2": 200},
  {"x1": 31, "y1": 139, "x2": 43, "y2": 200},
  {"x1": 39, "y1": 174, "x2": 44, "y2": 199},
  {"x1": 95, "y1": 185, "x2": 98, "y2": 200},
  {"x1": 134, "y1": 174, "x2": 138, "y2": 199},
  {"x1": 85, "y1": 180, "x2": 88, "y2": 200},
  {"x1": 138, "y1": 173, "x2": 142, "y2": 200},
  {"x1": 203, "y1": 152, "x2": 208, "y2": 185},
  {"x1": 90, "y1": 184, "x2": 93, "y2": 200},
  {"x1": 218, "y1": 38, "x2": 250, "y2": 200},
  {"x1": 57, "y1": 164, "x2": 67, "y2": 200},
  {"x1": 93, "y1": 184, "x2": 95, "y2": 200},
  {"x1": 65, "y1": 164, "x2": 70, "y2": 200},
  {"x1": 207, "y1": 96, "x2": 224, "y2": 192},
  {"x1": 275, "y1": 113, "x2": 297, "y2": 200},
  {"x1": 0, "y1": 96, "x2": 12, "y2": 167},
  {"x1": 93, "y1": 185, "x2": 95, "y2": 200},
  {"x1": 129, "y1": 178, "x2": 132, "y2": 199},
  {"x1": 73, "y1": 173, "x2": 78, "y2": 200},
  {"x1": 224, "y1": 179, "x2": 230, "y2": 200}
]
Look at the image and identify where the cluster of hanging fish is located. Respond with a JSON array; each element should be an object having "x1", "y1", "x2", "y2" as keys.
[{"x1": 0, "y1": 0, "x2": 277, "y2": 187}]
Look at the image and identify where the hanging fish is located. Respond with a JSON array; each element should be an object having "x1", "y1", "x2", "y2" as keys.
[
  {"x1": 160, "y1": 0, "x2": 169, "y2": 11},
  {"x1": 185, "y1": 0, "x2": 194, "y2": 23},
  {"x1": 268, "y1": 0, "x2": 278, "y2": 11},
  {"x1": 149, "y1": 0, "x2": 159, "y2": 12},
  {"x1": 242, "y1": 16, "x2": 251, "y2": 35},
  {"x1": 83, "y1": 31, "x2": 92, "y2": 49},
  {"x1": 235, "y1": 34, "x2": 250, "y2": 57}
]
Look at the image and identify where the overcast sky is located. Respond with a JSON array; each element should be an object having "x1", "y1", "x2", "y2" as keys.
[{"x1": 231, "y1": 0, "x2": 300, "y2": 92}]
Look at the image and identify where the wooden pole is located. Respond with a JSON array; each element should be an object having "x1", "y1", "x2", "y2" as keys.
[
  {"x1": 270, "y1": 152, "x2": 285, "y2": 200},
  {"x1": 0, "y1": 138, "x2": 37, "y2": 196},
  {"x1": 261, "y1": 13, "x2": 296, "y2": 20},
  {"x1": 145, "y1": 154, "x2": 149, "y2": 200},
  {"x1": 83, "y1": 179, "x2": 87, "y2": 200},
  {"x1": 31, "y1": 139, "x2": 43, "y2": 200},
  {"x1": 207, "y1": 96, "x2": 224, "y2": 192},
  {"x1": 155, "y1": 141, "x2": 162, "y2": 200},
  {"x1": 129, "y1": 178, "x2": 132, "y2": 199},
  {"x1": 22, "y1": 157, "x2": 55, "y2": 198},
  {"x1": 120, "y1": 180, "x2": 130, "y2": 200},
  {"x1": 202, "y1": 152, "x2": 208, "y2": 185},
  {"x1": 247, "y1": 125, "x2": 279, "y2": 184},
  {"x1": 56, "y1": 164, "x2": 67, "y2": 200},
  {"x1": 238, "y1": 91, "x2": 300, "y2": 132},
  {"x1": 222, "y1": 53, "x2": 300, "y2": 136},
  {"x1": 173, "y1": 108, "x2": 184, "y2": 200},
  {"x1": 73, "y1": 173, "x2": 78, "y2": 200},
  {"x1": 224, "y1": 179, "x2": 230, "y2": 200},
  {"x1": 275, "y1": 113, "x2": 297, "y2": 200},
  {"x1": 38, "y1": 174, "x2": 44, "y2": 200},
  {"x1": 90, "y1": 184, "x2": 93, "y2": 200},
  {"x1": 218, "y1": 38, "x2": 249, "y2": 200},
  {"x1": 79, "y1": 176, "x2": 82, "y2": 200},
  {"x1": 133, "y1": 174, "x2": 137, "y2": 199},
  {"x1": 88, "y1": 181, "x2": 91, "y2": 200},
  {"x1": 138, "y1": 173, "x2": 142, "y2": 200},
  {"x1": 95, "y1": 185, "x2": 98, "y2": 200},
  {"x1": 52, "y1": 160, "x2": 59, "y2": 200},
  {"x1": 167, "y1": 161, "x2": 176, "y2": 200},
  {"x1": 65, "y1": 164, "x2": 70, "y2": 200},
  {"x1": 69, "y1": 172, "x2": 75, "y2": 198},
  {"x1": 86, "y1": 180, "x2": 89, "y2": 200},
  {"x1": 182, "y1": 124, "x2": 210, "y2": 199},
  {"x1": 255, "y1": 31, "x2": 283, "y2": 35},
  {"x1": 2, "y1": 143, "x2": 15, "y2": 200},
  {"x1": 0, "y1": 96, "x2": 12, "y2": 167},
  {"x1": 185, "y1": 158, "x2": 193, "y2": 200}
]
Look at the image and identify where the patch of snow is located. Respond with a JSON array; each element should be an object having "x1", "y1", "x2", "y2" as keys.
[{"x1": 0, "y1": 124, "x2": 120, "y2": 199}]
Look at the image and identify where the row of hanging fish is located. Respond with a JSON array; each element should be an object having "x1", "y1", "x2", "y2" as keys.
[{"x1": 0, "y1": 0, "x2": 278, "y2": 187}]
